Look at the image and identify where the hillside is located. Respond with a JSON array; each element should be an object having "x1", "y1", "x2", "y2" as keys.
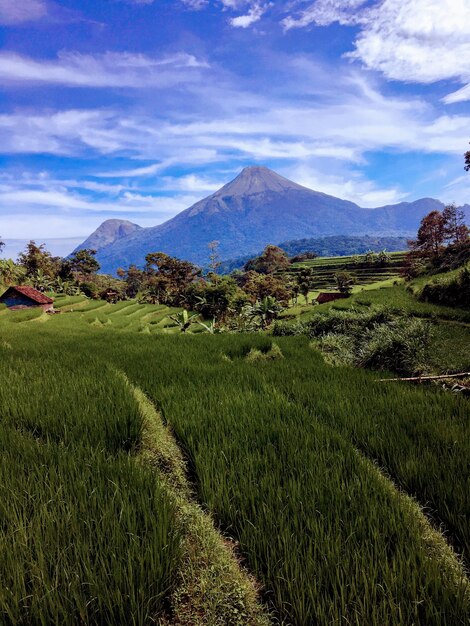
[
  {"x1": 74, "y1": 219, "x2": 142, "y2": 253},
  {"x1": 79, "y1": 167, "x2": 466, "y2": 274}
]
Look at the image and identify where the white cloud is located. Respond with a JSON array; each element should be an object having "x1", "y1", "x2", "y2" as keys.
[
  {"x1": 0, "y1": 50, "x2": 209, "y2": 88},
  {"x1": 0, "y1": 0, "x2": 47, "y2": 24},
  {"x1": 283, "y1": 0, "x2": 470, "y2": 103},
  {"x1": 230, "y1": 3, "x2": 267, "y2": 27},
  {"x1": 287, "y1": 163, "x2": 407, "y2": 207},
  {"x1": 160, "y1": 174, "x2": 222, "y2": 192},
  {"x1": 282, "y1": 0, "x2": 366, "y2": 29},
  {"x1": 181, "y1": 0, "x2": 208, "y2": 8},
  {"x1": 1, "y1": 73, "x2": 469, "y2": 165}
]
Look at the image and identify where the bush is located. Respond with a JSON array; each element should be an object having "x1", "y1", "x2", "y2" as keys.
[
  {"x1": 420, "y1": 267, "x2": 470, "y2": 308},
  {"x1": 357, "y1": 318, "x2": 433, "y2": 375}
]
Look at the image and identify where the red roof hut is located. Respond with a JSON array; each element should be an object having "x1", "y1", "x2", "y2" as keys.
[
  {"x1": 316, "y1": 292, "x2": 349, "y2": 305},
  {"x1": 0, "y1": 286, "x2": 54, "y2": 311}
]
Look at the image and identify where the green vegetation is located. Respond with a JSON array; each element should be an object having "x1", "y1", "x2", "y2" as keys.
[
  {"x1": 1, "y1": 211, "x2": 469, "y2": 625},
  {"x1": 0, "y1": 347, "x2": 181, "y2": 624},
  {"x1": 287, "y1": 250, "x2": 407, "y2": 292},
  {"x1": 1, "y1": 319, "x2": 469, "y2": 625}
]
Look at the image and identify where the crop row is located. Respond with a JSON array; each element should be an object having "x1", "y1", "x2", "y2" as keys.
[
  {"x1": 0, "y1": 341, "x2": 181, "y2": 625},
  {"x1": 102, "y1": 332, "x2": 470, "y2": 625}
]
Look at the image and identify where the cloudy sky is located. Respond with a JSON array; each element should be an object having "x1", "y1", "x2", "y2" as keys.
[{"x1": 1, "y1": 0, "x2": 469, "y2": 256}]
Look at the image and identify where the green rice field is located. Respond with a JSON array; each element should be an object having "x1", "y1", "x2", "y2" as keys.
[
  {"x1": 287, "y1": 251, "x2": 407, "y2": 291},
  {"x1": 0, "y1": 308, "x2": 469, "y2": 625}
]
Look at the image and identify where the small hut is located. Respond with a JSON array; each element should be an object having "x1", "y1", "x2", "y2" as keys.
[
  {"x1": 316, "y1": 292, "x2": 349, "y2": 305},
  {"x1": 0, "y1": 286, "x2": 54, "y2": 312}
]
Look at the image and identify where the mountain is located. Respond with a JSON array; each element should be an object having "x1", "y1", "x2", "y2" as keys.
[
  {"x1": 80, "y1": 166, "x2": 468, "y2": 274},
  {"x1": 74, "y1": 219, "x2": 142, "y2": 254}
]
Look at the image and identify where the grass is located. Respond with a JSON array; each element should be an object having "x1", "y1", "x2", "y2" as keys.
[
  {"x1": 0, "y1": 345, "x2": 181, "y2": 625},
  {"x1": 1, "y1": 276, "x2": 470, "y2": 625},
  {"x1": 287, "y1": 251, "x2": 407, "y2": 291}
]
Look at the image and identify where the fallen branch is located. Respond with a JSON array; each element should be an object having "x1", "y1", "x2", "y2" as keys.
[{"x1": 377, "y1": 372, "x2": 470, "y2": 383}]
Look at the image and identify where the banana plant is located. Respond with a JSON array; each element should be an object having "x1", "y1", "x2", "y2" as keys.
[
  {"x1": 250, "y1": 296, "x2": 284, "y2": 329},
  {"x1": 31, "y1": 269, "x2": 53, "y2": 292},
  {"x1": 169, "y1": 310, "x2": 200, "y2": 333},
  {"x1": 197, "y1": 317, "x2": 219, "y2": 334}
]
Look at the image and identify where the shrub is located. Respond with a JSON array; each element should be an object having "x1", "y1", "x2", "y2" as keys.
[
  {"x1": 357, "y1": 318, "x2": 433, "y2": 375},
  {"x1": 419, "y1": 267, "x2": 470, "y2": 308}
]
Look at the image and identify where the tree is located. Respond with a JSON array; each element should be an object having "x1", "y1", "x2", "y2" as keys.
[
  {"x1": 207, "y1": 240, "x2": 221, "y2": 277},
  {"x1": 67, "y1": 249, "x2": 100, "y2": 275},
  {"x1": 409, "y1": 210, "x2": 446, "y2": 257},
  {"x1": 168, "y1": 310, "x2": 200, "y2": 333},
  {"x1": 442, "y1": 204, "x2": 469, "y2": 245},
  {"x1": 0, "y1": 237, "x2": 4, "y2": 255},
  {"x1": 240, "y1": 271, "x2": 291, "y2": 304},
  {"x1": 184, "y1": 276, "x2": 240, "y2": 321},
  {"x1": 0, "y1": 259, "x2": 24, "y2": 285},
  {"x1": 145, "y1": 252, "x2": 200, "y2": 306},
  {"x1": 17, "y1": 241, "x2": 60, "y2": 278},
  {"x1": 465, "y1": 143, "x2": 470, "y2": 171},
  {"x1": 118, "y1": 265, "x2": 145, "y2": 299},
  {"x1": 244, "y1": 245, "x2": 290, "y2": 274},
  {"x1": 296, "y1": 268, "x2": 315, "y2": 304},
  {"x1": 335, "y1": 271, "x2": 355, "y2": 295}
]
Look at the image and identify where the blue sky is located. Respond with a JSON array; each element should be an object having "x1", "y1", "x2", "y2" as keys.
[{"x1": 0, "y1": 0, "x2": 469, "y2": 256}]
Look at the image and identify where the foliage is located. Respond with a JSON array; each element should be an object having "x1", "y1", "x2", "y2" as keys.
[
  {"x1": 420, "y1": 267, "x2": 470, "y2": 309},
  {"x1": 65, "y1": 248, "x2": 100, "y2": 275},
  {"x1": 145, "y1": 252, "x2": 200, "y2": 306},
  {"x1": 295, "y1": 267, "x2": 315, "y2": 303},
  {"x1": 17, "y1": 240, "x2": 61, "y2": 279},
  {"x1": 0, "y1": 347, "x2": 180, "y2": 624},
  {"x1": 408, "y1": 206, "x2": 469, "y2": 260},
  {"x1": 169, "y1": 309, "x2": 200, "y2": 332},
  {"x1": 239, "y1": 271, "x2": 291, "y2": 303},
  {"x1": 248, "y1": 296, "x2": 284, "y2": 329},
  {"x1": 244, "y1": 245, "x2": 290, "y2": 274},
  {"x1": 184, "y1": 276, "x2": 242, "y2": 320},
  {"x1": 334, "y1": 270, "x2": 355, "y2": 294},
  {"x1": 355, "y1": 318, "x2": 433, "y2": 375},
  {"x1": 2, "y1": 315, "x2": 470, "y2": 625}
]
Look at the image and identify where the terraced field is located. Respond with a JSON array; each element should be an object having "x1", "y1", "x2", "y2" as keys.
[
  {"x1": 1, "y1": 312, "x2": 469, "y2": 625},
  {"x1": 287, "y1": 251, "x2": 407, "y2": 291},
  {"x1": 49, "y1": 294, "x2": 190, "y2": 333}
]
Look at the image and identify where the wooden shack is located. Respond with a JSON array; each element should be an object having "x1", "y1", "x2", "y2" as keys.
[
  {"x1": 316, "y1": 292, "x2": 349, "y2": 305},
  {"x1": 0, "y1": 286, "x2": 54, "y2": 311}
]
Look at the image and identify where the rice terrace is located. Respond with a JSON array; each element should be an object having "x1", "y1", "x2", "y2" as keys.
[{"x1": 1, "y1": 1, "x2": 470, "y2": 625}]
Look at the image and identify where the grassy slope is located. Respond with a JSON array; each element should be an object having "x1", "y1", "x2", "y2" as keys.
[
  {"x1": 2, "y1": 317, "x2": 469, "y2": 625},
  {"x1": 282, "y1": 276, "x2": 470, "y2": 372}
]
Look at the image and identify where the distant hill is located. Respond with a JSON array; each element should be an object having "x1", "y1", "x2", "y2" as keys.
[
  {"x1": 77, "y1": 166, "x2": 469, "y2": 273},
  {"x1": 74, "y1": 219, "x2": 142, "y2": 254},
  {"x1": 218, "y1": 235, "x2": 409, "y2": 273}
]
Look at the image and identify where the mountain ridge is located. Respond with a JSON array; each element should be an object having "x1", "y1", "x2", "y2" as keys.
[{"x1": 75, "y1": 167, "x2": 469, "y2": 273}]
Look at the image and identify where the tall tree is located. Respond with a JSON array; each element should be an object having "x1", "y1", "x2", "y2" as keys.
[
  {"x1": 465, "y1": 142, "x2": 470, "y2": 171},
  {"x1": 409, "y1": 210, "x2": 446, "y2": 256},
  {"x1": 17, "y1": 241, "x2": 60, "y2": 278},
  {"x1": 67, "y1": 249, "x2": 100, "y2": 275},
  {"x1": 145, "y1": 252, "x2": 200, "y2": 305},
  {"x1": 296, "y1": 268, "x2": 315, "y2": 304},
  {"x1": 244, "y1": 245, "x2": 290, "y2": 274},
  {"x1": 207, "y1": 240, "x2": 221, "y2": 276},
  {"x1": 442, "y1": 204, "x2": 469, "y2": 245}
]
